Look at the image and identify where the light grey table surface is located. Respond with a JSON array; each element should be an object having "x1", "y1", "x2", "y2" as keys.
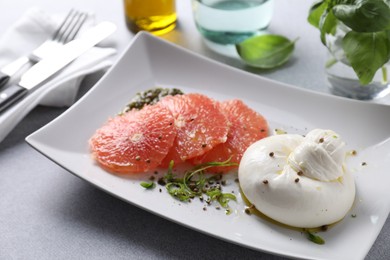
[{"x1": 0, "y1": 1, "x2": 389, "y2": 259}]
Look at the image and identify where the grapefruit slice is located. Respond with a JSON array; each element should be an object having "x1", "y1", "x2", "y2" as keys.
[
  {"x1": 89, "y1": 103, "x2": 176, "y2": 173},
  {"x1": 193, "y1": 99, "x2": 269, "y2": 173},
  {"x1": 159, "y1": 93, "x2": 229, "y2": 167}
]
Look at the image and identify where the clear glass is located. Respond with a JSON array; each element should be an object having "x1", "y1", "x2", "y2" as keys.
[
  {"x1": 123, "y1": 0, "x2": 176, "y2": 36},
  {"x1": 325, "y1": 24, "x2": 390, "y2": 100},
  {"x1": 192, "y1": 0, "x2": 274, "y2": 45}
]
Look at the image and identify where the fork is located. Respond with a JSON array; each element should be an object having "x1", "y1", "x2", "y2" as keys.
[{"x1": 0, "y1": 9, "x2": 88, "y2": 88}]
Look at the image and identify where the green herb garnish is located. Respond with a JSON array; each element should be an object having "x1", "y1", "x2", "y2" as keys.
[
  {"x1": 140, "y1": 181, "x2": 156, "y2": 189},
  {"x1": 121, "y1": 88, "x2": 183, "y2": 114},
  {"x1": 306, "y1": 231, "x2": 325, "y2": 245},
  {"x1": 308, "y1": 0, "x2": 390, "y2": 85},
  {"x1": 236, "y1": 34, "x2": 297, "y2": 69},
  {"x1": 162, "y1": 158, "x2": 238, "y2": 209}
]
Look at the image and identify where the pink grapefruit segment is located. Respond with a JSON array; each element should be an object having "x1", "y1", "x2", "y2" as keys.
[
  {"x1": 159, "y1": 93, "x2": 229, "y2": 167},
  {"x1": 89, "y1": 103, "x2": 176, "y2": 173},
  {"x1": 192, "y1": 99, "x2": 269, "y2": 173}
]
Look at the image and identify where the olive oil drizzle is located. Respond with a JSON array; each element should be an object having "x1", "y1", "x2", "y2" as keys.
[{"x1": 240, "y1": 188, "x2": 338, "y2": 244}]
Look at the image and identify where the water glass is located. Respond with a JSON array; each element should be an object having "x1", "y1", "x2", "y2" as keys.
[{"x1": 192, "y1": 0, "x2": 274, "y2": 45}]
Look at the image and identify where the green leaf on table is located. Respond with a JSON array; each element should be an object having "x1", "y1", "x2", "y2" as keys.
[
  {"x1": 342, "y1": 30, "x2": 390, "y2": 85},
  {"x1": 319, "y1": 8, "x2": 338, "y2": 45},
  {"x1": 333, "y1": 0, "x2": 390, "y2": 32},
  {"x1": 236, "y1": 35, "x2": 296, "y2": 69}
]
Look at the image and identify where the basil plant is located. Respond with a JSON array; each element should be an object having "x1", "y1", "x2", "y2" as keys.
[{"x1": 308, "y1": 0, "x2": 390, "y2": 85}]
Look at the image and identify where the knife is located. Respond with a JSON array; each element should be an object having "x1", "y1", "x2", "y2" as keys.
[{"x1": 0, "y1": 21, "x2": 116, "y2": 113}]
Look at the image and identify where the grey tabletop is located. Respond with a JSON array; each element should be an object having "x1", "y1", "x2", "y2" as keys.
[{"x1": 0, "y1": 1, "x2": 389, "y2": 259}]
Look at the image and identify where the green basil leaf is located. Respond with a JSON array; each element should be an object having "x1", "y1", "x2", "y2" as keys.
[
  {"x1": 236, "y1": 35, "x2": 296, "y2": 69},
  {"x1": 342, "y1": 31, "x2": 390, "y2": 85},
  {"x1": 140, "y1": 181, "x2": 155, "y2": 189},
  {"x1": 319, "y1": 8, "x2": 338, "y2": 45},
  {"x1": 308, "y1": 0, "x2": 327, "y2": 29},
  {"x1": 333, "y1": 0, "x2": 390, "y2": 32}
]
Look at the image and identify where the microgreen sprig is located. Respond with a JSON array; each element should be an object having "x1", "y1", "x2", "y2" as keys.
[
  {"x1": 306, "y1": 231, "x2": 325, "y2": 245},
  {"x1": 140, "y1": 181, "x2": 156, "y2": 189},
  {"x1": 162, "y1": 158, "x2": 238, "y2": 209}
]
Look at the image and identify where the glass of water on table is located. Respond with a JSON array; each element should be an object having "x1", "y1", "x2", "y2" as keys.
[{"x1": 192, "y1": 0, "x2": 274, "y2": 45}]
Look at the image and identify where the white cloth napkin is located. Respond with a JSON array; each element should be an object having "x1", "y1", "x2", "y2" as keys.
[{"x1": 0, "y1": 8, "x2": 117, "y2": 143}]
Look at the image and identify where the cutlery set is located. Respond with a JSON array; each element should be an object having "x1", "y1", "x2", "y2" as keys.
[{"x1": 0, "y1": 10, "x2": 116, "y2": 113}]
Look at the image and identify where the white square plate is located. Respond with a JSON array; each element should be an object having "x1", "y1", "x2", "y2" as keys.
[{"x1": 26, "y1": 32, "x2": 390, "y2": 260}]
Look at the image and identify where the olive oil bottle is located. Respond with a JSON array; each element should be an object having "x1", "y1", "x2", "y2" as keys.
[{"x1": 124, "y1": 0, "x2": 176, "y2": 35}]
